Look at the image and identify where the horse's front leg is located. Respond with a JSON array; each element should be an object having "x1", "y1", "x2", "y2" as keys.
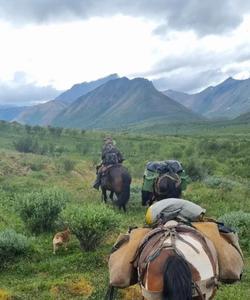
[{"x1": 102, "y1": 187, "x2": 108, "y2": 203}]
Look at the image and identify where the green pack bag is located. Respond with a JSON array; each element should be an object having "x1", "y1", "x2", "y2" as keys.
[{"x1": 142, "y1": 169, "x2": 158, "y2": 192}]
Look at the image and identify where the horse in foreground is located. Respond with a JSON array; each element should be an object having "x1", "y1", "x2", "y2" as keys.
[
  {"x1": 100, "y1": 164, "x2": 131, "y2": 212},
  {"x1": 142, "y1": 172, "x2": 182, "y2": 206},
  {"x1": 106, "y1": 222, "x2": 219, "y2": 300}
]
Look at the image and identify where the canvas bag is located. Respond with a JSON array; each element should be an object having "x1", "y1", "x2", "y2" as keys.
[
  {"x1": 192, "y1": 222, "x2": 244, "y2": 283},
  {"x1": 145, "y1": 198, "x2": 205, "y2": 225},
  {"x1": 108, "y1": 228, "x2": 151, "y2": 287}
]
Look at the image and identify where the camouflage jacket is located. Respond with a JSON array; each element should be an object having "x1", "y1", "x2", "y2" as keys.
[{"x1": 101, "y1": 144, "x2": 124, "y2": 164}]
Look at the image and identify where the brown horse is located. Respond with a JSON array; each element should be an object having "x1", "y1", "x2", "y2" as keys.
[
  {"x1": 142, "y1": 173, "x2": 182, "y2": 206},
  {"x1": 136, "y1": 222, "x2": 219, "y2": 300},
  {"x1": 101, "y1": 164, "x2": 131, "y2": 212}
]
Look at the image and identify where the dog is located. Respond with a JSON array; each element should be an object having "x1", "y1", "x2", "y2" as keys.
[{"x1": 52, "y1": 228, "x2": 70, "y2": 254}]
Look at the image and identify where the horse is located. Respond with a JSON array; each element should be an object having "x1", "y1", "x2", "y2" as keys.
[
  {"x1": 105, "y1": 222, "x2": 219, "y2": 300},
  {"x1": 142, "y1": 172, "x2": 182, "y2": 206},
  {"x1": 100, "y1": 164, "x2": 132, "y2": 212},
  {"x1": 136, "y1": 222, "x2": 219, "y2": 300}
]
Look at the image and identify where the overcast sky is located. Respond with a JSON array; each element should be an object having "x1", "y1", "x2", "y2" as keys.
[{"x1": 0, "y1": 0, "x2": 250, "y2": 105}]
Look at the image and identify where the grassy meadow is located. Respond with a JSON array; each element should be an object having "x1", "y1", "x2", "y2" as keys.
[{"x1": 0, "y1": 120, "x2": 249, "y2": 299}]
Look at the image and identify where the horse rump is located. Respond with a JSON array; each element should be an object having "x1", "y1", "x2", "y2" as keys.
[{"x1": 116, "y1": 171, "x2": 131, "y2": 211}]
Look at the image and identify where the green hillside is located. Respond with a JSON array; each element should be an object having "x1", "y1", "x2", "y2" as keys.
[{"x1": 0, "y1": 121, "x2": 249, "y2": 299}]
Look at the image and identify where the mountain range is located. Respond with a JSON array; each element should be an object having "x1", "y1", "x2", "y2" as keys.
[
  {"x1": 52, "y1": 77, "x2": 202, "y2": 129},
  {"x1": 164, "y1": 77, "x2": 250, "y2": 119},
  {"x1": 0, "y1": 106, "x2": 27, "y2": 122},
  {"x1": 0, "y1": 74, "x2": 249, "y2": 129}
]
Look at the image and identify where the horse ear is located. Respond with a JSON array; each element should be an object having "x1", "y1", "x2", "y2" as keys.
[{"x1": 128, "y1": 226, "x2": 138, "y2": 233}]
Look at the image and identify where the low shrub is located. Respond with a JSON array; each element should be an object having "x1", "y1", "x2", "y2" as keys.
[
  {"x1": 0, "y1": 229, "x2": 32, "y2": 268},
  {"x1": 63, "y1": 159, "x2": 75, "y2": 172},
  {"x1": 204, "y1": 176, "x2": 240, "y2": 191},
  {"x1": 19, "y1": 188, "x2": 68, "y2": 233},
  {"x1": 184, "y1": 158, "x2": 206, "y2": 181},
  {"x1": 60, "y1": 203, "x2": 121, "y2": 251},
  {"x1": 219, "y1": 211, "x2": 250, "y2": 251}
]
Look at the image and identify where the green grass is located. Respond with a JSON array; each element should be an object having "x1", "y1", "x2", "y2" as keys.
[{"x1": 0, "y1": 121, "x2": 249, "y2": 299}]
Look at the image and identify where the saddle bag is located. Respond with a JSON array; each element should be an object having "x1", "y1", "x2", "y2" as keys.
[
  {"x1": 192, "y1": 222, "x2": 244, "y2": 283},
  {"x1": 108, "y1": 228, "x2": 151, "y2": 288}
]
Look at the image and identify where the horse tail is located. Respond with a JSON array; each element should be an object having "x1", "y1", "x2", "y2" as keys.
[
  {"x1": 162, "y1": 255, "x2": 193, "y2": 300},
  {"x1": 117, "y1": 172, "x2": 131, "y2": 210}
]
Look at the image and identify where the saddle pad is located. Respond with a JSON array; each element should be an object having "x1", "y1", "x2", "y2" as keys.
[
  {"x1": 192, "y1": 222, "x2": 244, "y2": 283},
  {"x1": 108, "y1": 228, "x2": 151, "y2": 288}
]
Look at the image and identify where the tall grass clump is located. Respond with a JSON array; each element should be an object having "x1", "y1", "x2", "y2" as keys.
[
  {"x1": 60, "y1": 203, "x2": 121, "y2": 251},
  {"x1": 219, "y1": 211, "x2": 250, "y2": 251},
  {"x1": 19, "y1": 188, "x2": 68, "y2": 233},
  {"x1": 0, "y1": 229, "x2": 32, "y2": 268},
  {"x1": 62, "y1": 159, "x2": 75, "y2": 172}
]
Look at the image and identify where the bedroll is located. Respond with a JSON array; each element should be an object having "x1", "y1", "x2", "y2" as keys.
[
  {"x1": 192, "y1": 222, "x2": 244, "y2": 283},
  {"x1": 108, "y1": 228, "x2": 151, "y2": 288}
]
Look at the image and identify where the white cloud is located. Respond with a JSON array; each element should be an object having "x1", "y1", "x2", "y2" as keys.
[
  {"x1": 0, "y1": 16, "x2": 158, "y2": 91},
  {"x1": 0, "y1": 4, "x2": 250, "y2": 104}
]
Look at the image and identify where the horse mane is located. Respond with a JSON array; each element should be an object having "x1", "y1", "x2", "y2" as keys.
[{"x1": 162, "y1": 255, "x2": 193, "y2": 300}]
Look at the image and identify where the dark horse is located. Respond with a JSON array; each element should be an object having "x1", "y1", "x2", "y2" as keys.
[
  {"x1": 142, "y1": 173, "x2": 182, "y2": 206},
  {"x1": 100, "y1": 164, "x2": 131, "y2": 212}
]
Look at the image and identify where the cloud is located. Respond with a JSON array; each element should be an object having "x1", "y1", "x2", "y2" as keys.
[
  {"x1": 0, "y1": 72, "x2": 62, "y2": 106},
  {"x1": 152, "y1": 69, "x2": 225, "y2": 93},
  {"x1": 0, "y1": 1, "x2": 250, "y2": 36},
  {"x1": 135, "y1": 24, "x2": 250, "y2": 92}
]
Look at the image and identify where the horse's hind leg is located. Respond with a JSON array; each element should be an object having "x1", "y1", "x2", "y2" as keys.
[
  {"x1": 102, "y1": 187, "x2": 108, "y2": 203},
  {"x1": 118, "y1": 204, "x2": 126, "y2": 213},
  {"x1": 122, "y1": 204, "x2": 126, "y2": 213}
]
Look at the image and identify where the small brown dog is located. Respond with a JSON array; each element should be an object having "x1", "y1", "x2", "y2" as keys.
[{"x1": 52, "y1": 228, "x2": 70, "y2": 254}]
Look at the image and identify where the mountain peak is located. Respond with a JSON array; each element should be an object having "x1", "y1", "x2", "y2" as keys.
[{"x1": 55, "y1": 74, "x2": 119, "y2": 104}]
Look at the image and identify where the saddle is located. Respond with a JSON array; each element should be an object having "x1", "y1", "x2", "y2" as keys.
[{"x1": 98, "y1": 163, "x2": 122, "y2": 176}]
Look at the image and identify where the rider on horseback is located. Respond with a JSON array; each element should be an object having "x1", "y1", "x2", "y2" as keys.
[{"x1": 93, "y1": 136, "x2": 124, "y2": 190}]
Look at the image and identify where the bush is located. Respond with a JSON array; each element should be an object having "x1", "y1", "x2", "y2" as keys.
[
  {"x1": 14, "y1": 136, "x2": 34, "y2": 153},
  {"x1": 204, "y1": 176, "x2": 240, "y2": 191},
  {"x1": 0, "y1": 229, "x2": 32, "y2": 267},
  {"x1": 63, "y1": 159, "x2": 75, "y2": 172},
  {"x1": 60, "y1": 204, "x2": 121, "y2": 251},
  {"x1": 219, "y1": 211, "x2": 250, "y2": 251},
  {"x1": 19, "y1": 188, "x2": 68, "y2": 233},
  {"x1": 184, "y1": 159, "x2": 206, "y2": 181}
]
